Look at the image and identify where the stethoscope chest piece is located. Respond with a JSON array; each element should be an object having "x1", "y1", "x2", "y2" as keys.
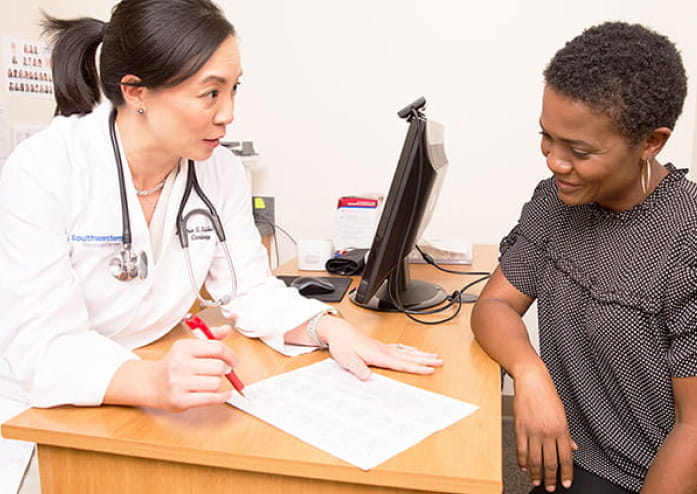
[{"x1": 109, "y1": 246, "x2": 148, "y2": 281}]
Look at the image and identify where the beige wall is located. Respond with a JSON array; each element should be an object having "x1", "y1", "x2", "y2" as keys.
[
  {"x1": 0, "y1": 0, "x2": 112, "y2": 153},
  {"x1": 3, "y1": 0, "x2": 697, "y2": 239}
]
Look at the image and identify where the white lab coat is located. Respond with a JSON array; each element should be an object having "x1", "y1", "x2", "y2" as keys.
[{"x1": 0, "y1": 102, "x2": 328, "y2": 409}]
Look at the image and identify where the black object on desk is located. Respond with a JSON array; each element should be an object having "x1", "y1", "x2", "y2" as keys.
[
  {"x1": 278, "y1": 275, "x2": 353, "y2": 303},
  {"x1": 325, "y1": 248, "x2": 368, "y2": 276}
]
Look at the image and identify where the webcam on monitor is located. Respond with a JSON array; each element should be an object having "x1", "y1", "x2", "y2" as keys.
[{"x1": 397, "y1": 96, "x2": 426, "y2": 120}]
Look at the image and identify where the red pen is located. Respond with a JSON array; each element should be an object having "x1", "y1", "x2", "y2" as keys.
[{"x1": 182, "y1": 313, "x2": 246, "y2": 398}]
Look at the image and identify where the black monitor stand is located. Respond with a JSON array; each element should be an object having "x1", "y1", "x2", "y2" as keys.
[{"x1": 350, "y1": 258, "x2": 451, "y2": 312}]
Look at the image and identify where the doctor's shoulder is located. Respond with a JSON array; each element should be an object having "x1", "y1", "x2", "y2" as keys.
[
  {"x1": 0, "y1": 120, "x2": 65, "y2": 181},
  {"x1": 198, "y1": 145, "x2": 248, "y2": 189},
  {"x1": 212, "y1": 143, "x2": 245, "y2": 175},
  {"x1": 0, "y1": 124, "x2": 68, "y2": 213},
  {"x1": 189, "y1": 147, "x2": 250, "y2": 216},
  {"x1": 3, "y1": 110, "x2": 105, "y2": 179},
  {"x1": 3, "y1": 111, "x2": 89, "y2": 169}
]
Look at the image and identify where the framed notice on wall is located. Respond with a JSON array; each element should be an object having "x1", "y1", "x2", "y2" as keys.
[
  {"x1": 0, "y1": 103, "x2": 8, "y2": 169},
  {"x1": 3, "y1": 35, "x2": 53, "y2": 99}
]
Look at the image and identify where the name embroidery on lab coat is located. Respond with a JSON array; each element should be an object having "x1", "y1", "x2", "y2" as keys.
[{"x1": 186, "y1": 225, "x2": 214, "y2": 242}]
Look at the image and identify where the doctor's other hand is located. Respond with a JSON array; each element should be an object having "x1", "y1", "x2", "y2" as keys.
[{"x1": 317, "y1": 316, "x2": 443, "y2": 380}]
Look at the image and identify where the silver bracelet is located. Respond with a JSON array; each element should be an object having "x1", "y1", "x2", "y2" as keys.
[{"x1": 306, "y1": 311, "x2": 330, "y2": 348}]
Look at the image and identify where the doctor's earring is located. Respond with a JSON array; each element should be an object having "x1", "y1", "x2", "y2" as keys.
[{"x1": 137, "y1": 107, "x2": 146, "y2": 115}]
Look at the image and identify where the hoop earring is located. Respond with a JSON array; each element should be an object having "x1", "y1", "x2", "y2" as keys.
[{"x1": 640, "y1": 159, "x2": 652, "y2": 195}]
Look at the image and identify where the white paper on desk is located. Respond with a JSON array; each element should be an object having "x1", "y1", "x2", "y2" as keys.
[
  {"x1": 0, "y1": 398, "x2": 34, "y2": 494},
  {"x1": 227, "y1": 358, "x2": 478, "y2": 470}
]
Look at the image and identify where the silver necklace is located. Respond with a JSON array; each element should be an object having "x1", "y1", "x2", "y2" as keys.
[{"x1": 135, "y1": 180, "x2": 165, "y2": 197}]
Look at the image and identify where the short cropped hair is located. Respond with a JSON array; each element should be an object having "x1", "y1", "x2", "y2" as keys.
[{"x1": 544, "y1": 22, "x2": 687, "y2": 144}]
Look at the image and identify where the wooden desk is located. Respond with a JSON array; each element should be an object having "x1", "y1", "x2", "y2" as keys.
[{"x1": 3, "y1": 245, "x2": 502, "y2": 494}]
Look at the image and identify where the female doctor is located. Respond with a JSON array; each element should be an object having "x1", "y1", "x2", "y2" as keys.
[{"x1": 0, "y1": 0, "x2": 443, "y2": 419}]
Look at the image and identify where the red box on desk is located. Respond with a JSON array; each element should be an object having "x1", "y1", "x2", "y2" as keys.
[{"x1": 334, "y1": 195, "x2": 383, "y2": 255}]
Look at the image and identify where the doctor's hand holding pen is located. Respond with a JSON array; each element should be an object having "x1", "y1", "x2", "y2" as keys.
[{"x1": 105, "y1": 323, "x2": 240, "y2": 412}]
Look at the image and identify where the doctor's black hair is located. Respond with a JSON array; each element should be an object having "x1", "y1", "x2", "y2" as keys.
[
  {"x1": 544, "y1": 21, "x2": 687, "y2": 145},
  {"x1": 42, "y1": 0, "x2": 235, "y2": 117}
]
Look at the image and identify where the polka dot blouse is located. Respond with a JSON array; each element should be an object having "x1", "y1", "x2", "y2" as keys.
[{"x1": 499, "y1": 164, "x2": 697, "y2": 493}]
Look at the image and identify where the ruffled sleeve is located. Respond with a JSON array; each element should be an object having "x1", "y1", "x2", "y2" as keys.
[
  {"x1": 498, "y1": 179, "x2": 556, "y2": 299},
  {"x1": 499, "y1": 225, "x2": 540, "y2": 299}
]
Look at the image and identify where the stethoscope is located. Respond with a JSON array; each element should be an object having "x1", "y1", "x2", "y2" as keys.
[{"x1": 107, "y1": 108, "x2": 236, "y2": 307}]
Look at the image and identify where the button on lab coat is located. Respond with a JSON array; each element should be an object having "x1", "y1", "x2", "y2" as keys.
[{"x1": 0, "y1": 102, "x2": 328, "y2": 409}]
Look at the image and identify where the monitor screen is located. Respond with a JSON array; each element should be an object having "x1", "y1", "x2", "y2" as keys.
[{"x1": 350, "y1": 97, "x2": 449, "y2": 312}]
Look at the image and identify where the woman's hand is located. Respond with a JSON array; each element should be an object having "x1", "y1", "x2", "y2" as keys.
[
  {"x1": 513, "y1": 365, "x2": 577, "y2": 492},
  {"x1": 106, "y1": 324, "x2": 239, "y2": 412},
  {"x1": 317, "y1": 316, "x2": 444, "y2": 380}
]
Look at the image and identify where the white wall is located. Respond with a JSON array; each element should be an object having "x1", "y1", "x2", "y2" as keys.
[
  {"x1": 4, "y1": 0, "x2": 696, "y2": 250},
  {"x1": 220, "y1": 0, "x2": 697, "y2": 258}
]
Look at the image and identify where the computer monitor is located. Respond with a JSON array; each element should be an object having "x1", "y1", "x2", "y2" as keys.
[{"x1": 349, "y1": 97, "x2": 449, "y2": 312}]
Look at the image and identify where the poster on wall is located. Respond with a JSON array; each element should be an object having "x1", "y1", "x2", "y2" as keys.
[
  {"x1": 3, "y1": 36, "x2": 53, "y2": 99},
  {"x1": 0, "y1": 103, "x2": 8, "y2": 170}
]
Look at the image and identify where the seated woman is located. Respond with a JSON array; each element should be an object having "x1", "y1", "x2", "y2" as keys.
[{"x1": 472, "y1": 22, "x2": 697, "y2": 494}]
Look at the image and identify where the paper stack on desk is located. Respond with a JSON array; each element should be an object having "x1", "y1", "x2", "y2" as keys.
[
  {"x1": 227, "y1": 358, "x2": 478, "y2": 470},
  {"x1": 408, "y1": 238, "x2": 473, "y2": 264}
]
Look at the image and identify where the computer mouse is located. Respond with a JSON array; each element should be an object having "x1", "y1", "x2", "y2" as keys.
[{"x1": 290, "y1": 276, "x2": 336, "y2": 296}]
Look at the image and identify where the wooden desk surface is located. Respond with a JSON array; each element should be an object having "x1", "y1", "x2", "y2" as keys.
[{"x1": 3, "y1": 245, "x2": 502, "y2": 494}]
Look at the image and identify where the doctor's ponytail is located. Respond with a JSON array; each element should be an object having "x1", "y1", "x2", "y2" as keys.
[
  {"x1": 42, "y1": 0, "x2": 235, "y2": 118},
  {"x1": 42, "y1": 16, "x2": 104, "y2": 117}
]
